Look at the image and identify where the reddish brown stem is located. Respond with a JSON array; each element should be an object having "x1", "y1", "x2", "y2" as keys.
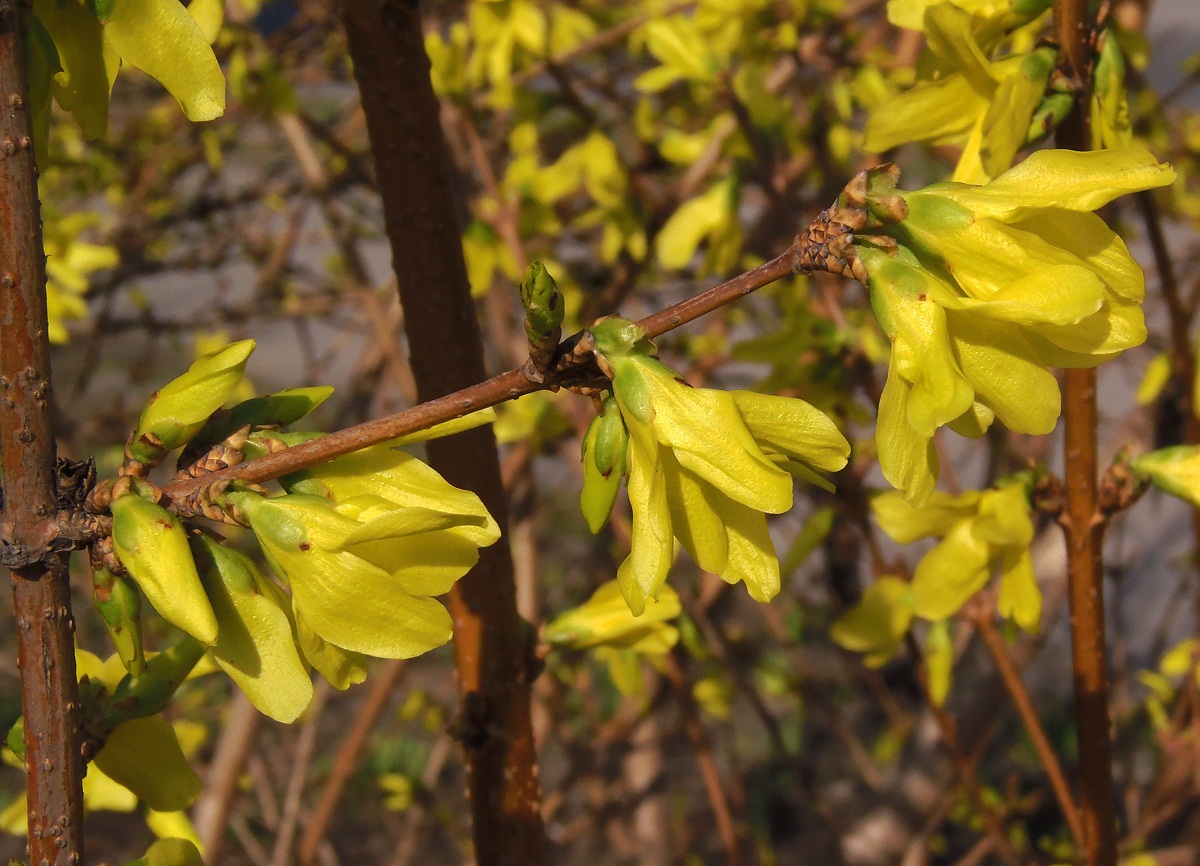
[
  {"x1": 340, "y1": 2, "x2": 546, "y2": 862},
  {"x1": 1053, "y1": 0, "x2": 1118, "y2": 862},
  {"x1": 163, "y1": 247, "x2": 796, "y2": 502},
  {"x1": 297, "y1": 659, "x2": 408, "y2": 866},
  {"x1": 663, "y1": 652, "x2": 745, "y2": 866},
  {"x1": 973, "y1": 611, "x2": 1086, "y2": 850},
  {"x1": 0, "y1": 5, "x2": 86, "y2": 864},
  {"x1": 1061, "y1": 366, "x2": 1118, "y2": 866}
]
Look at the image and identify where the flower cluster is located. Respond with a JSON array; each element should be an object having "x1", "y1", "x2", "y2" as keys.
[
  {"x1": 831, "y1": 480, "x2": 1040, "y2": 671},
  {"x1": 582, "y1": 318, "x2": 850, "y2": 614},
  {"x1": 225, "y1": 439, "x2": 500, "y2": 691},
  {"x1": 865, "y1": 0, "x2": 1055, "y2": 183},
  {"x1": 846, "y1": 148, "x2": 1175, "y2": 503},
  {"x1": 103, "y1": 340, "x2": 501, "y2": 723}
]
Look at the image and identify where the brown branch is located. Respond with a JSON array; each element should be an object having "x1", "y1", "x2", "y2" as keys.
[
  {"x1": 972, "y1": 608, "x2": 1085, "y2": 850},
  {"x1": 194, "y1": 692, "x2": 262, "y2": 864},
  {"x1": 268, "y1": 679, "x2": 332, "y2": 866},
  {"x1": 162, "y1": 245, "x2": 797, "y2": 503},
  {"x1": 297, "y1": 659, "x2": 408, "y2": 866},
  {"x1": 1053, "y1": 1, "x2": 1117, "y2": 860},
  {"x1": 0, "y1": 5, "x2": 86, "y2": 865},
  {"x1": 663, "y1": 651, "x2": 746, "y2": 866}
]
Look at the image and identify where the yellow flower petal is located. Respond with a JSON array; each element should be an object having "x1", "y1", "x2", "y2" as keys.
[
  {"x1": 919, "y1": 147, "x2": 1175, "y2": 221},
  {"x1": 103, "y1": 0, "x2": 225, "y2": 121},
  {"x1": 94, "y1": 717, "x2": 202, "y2": 812},
  {"x1": 830, "y1": 575, "x2": 915, "y2": 667},
  {"x1": 911, "y1": 520, "x2": 990, "y2": 620}
]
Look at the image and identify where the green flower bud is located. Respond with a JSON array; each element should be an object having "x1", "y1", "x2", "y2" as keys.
[
  {"x1": 520, "y1": 261, "x2": 564, "y2": 345},
  {"x1": 128, "y1": 339, "x2": 255, "y2": 468},
  {"x1": 110, "y1": 493, "x2": 218, "y2": 645},
  {"x1": 580, "y1": 396, "x2": 628, "y2": 534},
  {"x1": 92, "y1": 564, "x2": 146, "y2": 678}
]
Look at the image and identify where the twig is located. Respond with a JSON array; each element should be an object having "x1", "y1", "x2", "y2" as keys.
[
  {"x1": 663, "y1": 651, "x2": 746, "y2": 866},
  {"x1": 972, "y1": 608, "x2": 1086, "y2": 850},
  {"x1": 269, "y1": 679, "x2": 332, "y2": 866},
  {"x1": 194, "y1": 692, "x2": 262, "y2": 862},
  {"x1": 162, "y1": 245, "x2": 798, "y2": 501},
  {"x1": 297, "y1": 659, "x2": 408, "y2": 866},
  {"x1": 388, "y1": 735, "x2": 453, "y2": 866},
  {"x1": 1053, "y1": 0, "x2": 1119, "y2": 860},
  {"x1": 908, "y1": 636, "x2": 1024, "y2": 866}
]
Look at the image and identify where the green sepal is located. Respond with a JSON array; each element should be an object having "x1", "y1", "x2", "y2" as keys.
[
  {"x1": 110, "y1": 494, "x2": 218, "y2": 645},
  {"x1": 591, "y1": 316, "x2": 656, "y2": 365},
  {"x1": 190, "y1": 535, "x2": 313, "y2": 723},
  {"x1": 128, "y1": 340, "x2": 254, "y2": 467},
  {"x1": 92, "y1": 564, "x2": 146, "y2": 678}
]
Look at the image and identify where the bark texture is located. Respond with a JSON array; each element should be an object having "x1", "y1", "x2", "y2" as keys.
[{"x1": 340, "y1": 2, "x2": 546, "y2": 863}]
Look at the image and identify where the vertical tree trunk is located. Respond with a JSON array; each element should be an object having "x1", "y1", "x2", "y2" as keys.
[
  {"x1": 339, "y1": 3, "x2": 546, "y2": 864},
  {"x1": 0, "y1": 6, "x2": 86, "y2": 866}
]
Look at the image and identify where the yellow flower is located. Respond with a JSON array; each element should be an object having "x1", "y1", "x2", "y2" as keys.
[
  {"x1": 545, "y1": 580, "x2": 681, "y2": 656},
  {"x1": 853, "y1": 148, "x2": 1175, "y2": 502},
  {"x1": 590, "y1": 318, "x2": 850, "y2": 614},
  {"x1": 871, "y1": 482, "x2": 1040, "y2": 629},
  {"x1": 865, "y1": 3, "x2": 1055, "y2": 183},
  {"x1": 228, "y1": 486, "x2": 497, "y2": 677}
]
